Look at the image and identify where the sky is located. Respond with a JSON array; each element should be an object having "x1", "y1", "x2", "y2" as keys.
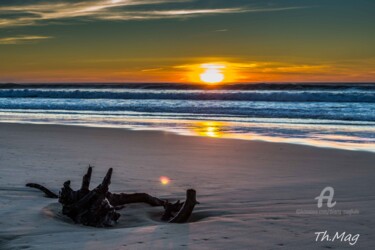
[{"x1": 0, "y1": 0, "x2": 374, "y2": 83}]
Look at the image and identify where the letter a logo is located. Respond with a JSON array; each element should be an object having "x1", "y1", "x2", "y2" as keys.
[{"x1": 315, "y1": 186, "x2": 336, "y2": 208}]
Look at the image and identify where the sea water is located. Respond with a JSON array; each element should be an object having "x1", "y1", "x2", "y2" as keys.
[{"x1": 0, "y1": 83, "x2": 374, "y2": 151}]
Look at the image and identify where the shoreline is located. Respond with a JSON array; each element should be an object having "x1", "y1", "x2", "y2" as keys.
[{"x1": 0, "y1": 120, "x2": 374, "y2": 154}]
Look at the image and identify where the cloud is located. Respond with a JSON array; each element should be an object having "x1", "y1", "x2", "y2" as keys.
[
  {"x1": 141, "y1": 68, "x2": 164, "y2": 72},
  {"x1": 173, "y1": 60, "x2": 334, "y2": 83},
  {"x1": 98, "y1": 7, "x2": 249, "y2": 21},
  {"x1": 214, "y1": 29, "x2": 228, "y2": 32},
  {"x1": 0, "y1": 0, "x2": 307, "y2": 28},
  {"x1": 0, "y1": 35, "x2": 53, "y2": 44}
]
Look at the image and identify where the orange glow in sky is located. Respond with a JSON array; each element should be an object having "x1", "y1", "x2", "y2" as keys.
[{"x1": 0, "y1": 0, "x2": 374, "y2": 84}]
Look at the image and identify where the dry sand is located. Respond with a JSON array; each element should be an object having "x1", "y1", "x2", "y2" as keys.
[{"x1": 0, "y1": 123, "x2": 374, "y2": 249}]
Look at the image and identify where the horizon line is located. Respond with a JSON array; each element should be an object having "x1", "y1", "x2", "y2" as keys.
[{"x1": 1, "y1": 82, "x2": 375, "y2": 85}]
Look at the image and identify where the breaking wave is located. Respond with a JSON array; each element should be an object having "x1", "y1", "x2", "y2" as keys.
[{"x1": 1, "y1": 88, "x2": 375, "y2": 103}]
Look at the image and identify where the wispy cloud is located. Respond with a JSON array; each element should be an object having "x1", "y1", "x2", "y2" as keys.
[
  {"x1": 0, "y1": 35, "x2": 53, "y2": 44},
  {"x1": 214, "y1": 29, "x2": 228, "y2": 32},
  {"x1": 141, "y1": 68, "x2": 164, "y2": 72},
  {"x1": 98, "y1": 7, "x2": 249, "y2": 21},
  {"x1": 174, "y1": 60, "x2": 334, "y2": 82},
  {"x1": 0, "y1": 0, "x2": 307, "y2": 28}
]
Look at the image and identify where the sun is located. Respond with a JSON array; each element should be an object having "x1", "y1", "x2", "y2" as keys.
[{"x1": 200, "y1": 64, "x2": 225, "y2": 84}]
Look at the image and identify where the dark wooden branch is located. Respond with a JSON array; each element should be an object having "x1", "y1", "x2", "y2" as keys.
[
  {"x1": 107, "y1": 192, "x2": 165, "y2": 207},
  {"x1": 80, "y1": 166, "x2": 92, "y2": 192},
  {"x1": 26, "y1": 183, "x2": 58, "y2": 198},
  {"x1": 58, "y1": 180, "x2": 82, "y2": 205},
  {"x1": 100, "y1": 168, "x2": 112, "y2": 194},
  {"x1": 161, "y1": 200, "x2": 184, "y2": 221},
  {"x1": 169, "y1": 189, "x2": 199, "y2": 223}
]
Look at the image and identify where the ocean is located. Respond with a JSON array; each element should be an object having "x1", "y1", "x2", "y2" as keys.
[{"x1": 1, "y1": 83, "x2": 374, "y2": 152}]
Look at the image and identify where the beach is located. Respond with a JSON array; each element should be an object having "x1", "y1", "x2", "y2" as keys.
[
  {"x1": 1, "y1": 0, "x2": 374, "y2": 248},
  {"x1": 0, "y1": 123, "x2": 374, "y2": 249}
]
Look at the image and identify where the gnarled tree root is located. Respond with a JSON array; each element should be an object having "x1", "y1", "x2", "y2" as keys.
[{"x1": 26, "y1": 167, "x2": 198, "y2": 227}]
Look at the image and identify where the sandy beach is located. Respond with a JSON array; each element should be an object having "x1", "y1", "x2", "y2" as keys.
[{"x1": 0, "y1": 123, "x2": 374, "y2": 249}]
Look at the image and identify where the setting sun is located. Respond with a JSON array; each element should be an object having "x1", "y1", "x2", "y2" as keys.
[{"x1": 200, "y1": 64, "x2": 225, "y2": 84}]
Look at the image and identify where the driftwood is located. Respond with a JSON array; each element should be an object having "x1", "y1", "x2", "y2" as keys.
[
  {"x1": 26, "y1": 166, "x2": 198, "y2": 227},
  {"x1": 169, "y1": 189, "x2": 199, "y2": 223},
  {"x1": 26, "y1": 183, "x2": 58, "y2": 198}
]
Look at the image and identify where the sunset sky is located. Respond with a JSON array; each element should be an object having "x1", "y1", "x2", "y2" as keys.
[{"x1": 0, "y1": 0, "x2": 374, "y2": 83}]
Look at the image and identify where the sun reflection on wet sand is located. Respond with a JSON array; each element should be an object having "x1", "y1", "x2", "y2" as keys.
[
  {"x1": 186, "y1": 120, "x2": 375, "y2": 152},
  {"x1": 191, "y1": 121, "x2": 225, "y2": 138}
]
